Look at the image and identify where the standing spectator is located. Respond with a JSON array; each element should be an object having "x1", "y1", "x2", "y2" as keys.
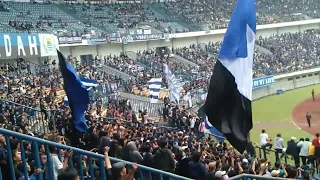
[
  {"x1": 47, "y1": 146, "x2": 72, "y2": 180},
  {"x1": 141, "y1": 144, "x2": 154, "y2": 167},
  {"x1": 175, "y1": 149, "x2": 191, "y2": 178},
  {"x1": 189, "y1": 115, "x2": 196, "y2": 133},
  {"x1": 312, "y1": 133, "x2": 320, "y2": 166},
  {"x1": 274, "y1": 133, "x2": 285, "y2": 163},
  {"x1": 198, "y1": 120, "x2": 205, "y2": 139},
  {"x1": 123, "y1": 141, "x2": 143, "y2": 164},
  {"x1": 40, "y1": 98, "x2": 48, "y2": 120},
  {"x1": 188, "y1": 152, "x2": 206, "y2": 180},
  {"x1": 152, "y1": 137, "x2": 175, "y2": 173},
  {"x1": 307, "y1": 142, "x2": 315, "y2": 168},
  {"x1": 286, "y1": 137, "x2": 300, "y2": 167},
  {"x1": 260, "y1": 129, "x2": 272, "y2": 159},
  {"x1": 297, "y1": 138, "x2": 311, "y2": 165}
]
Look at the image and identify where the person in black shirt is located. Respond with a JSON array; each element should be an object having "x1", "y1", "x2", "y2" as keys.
[
  {"x1": 312, "y1": 89, "x2": 315, "y2": 101},
  {"x1": 306, "y1": 112, "x2": 312, "y2": 127},
  {"x1": 40, "y1": 99, "x2": 48, "y2": 120}
]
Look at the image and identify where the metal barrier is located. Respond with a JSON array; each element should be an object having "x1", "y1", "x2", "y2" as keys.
[
  {"x1": 229, "y1": 174, "x2": 288, "y2": 179},
  {"x1": 118, "y1": 96, "x2": 163, "y2": 117},
  {"x1": 0, "y1": 128, "x2": 190, "y2": 180},
  {"x1": 0, "y1": 100, "x2": 56, "y2": 135}
]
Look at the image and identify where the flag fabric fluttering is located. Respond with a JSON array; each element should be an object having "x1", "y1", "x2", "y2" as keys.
[
  {"x1": 80, "y1": 77, "x2": 98, "y2": 90},
  {"x1": 58, "y1": 50, "x2": 89, "y2": 133},
  {"x1": 204, "y1": 117, "x2": 225, "y2": 143},
  {"x1": 204, "y1": 0, "x2": 256, "y2": 153},
  {"x1": 164, "y1": 64, "x2": 180, "y2": 104},
  {"x1": 198, "y1": 105, "x2": 225, "y2": 142},
  {"x1": 148, "y1": 78, "x2": 162, "y2": 103},
  {"x1": 64, "y1": 77, "x2": 98, "y2": 105}
]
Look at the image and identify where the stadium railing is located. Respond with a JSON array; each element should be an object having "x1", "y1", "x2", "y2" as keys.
[
  {"x1": 0, "y1": 128, "x2": 190, "y2": 180},
  {"x1": 229, "y1": 174, "x2": 288, "y2": 179},
  {"x1": 255, "y1": 147, "x2": 290, "y2": 164},
  {"x1": 0, "y1": 100, "x2": 56, "y2": 135}
]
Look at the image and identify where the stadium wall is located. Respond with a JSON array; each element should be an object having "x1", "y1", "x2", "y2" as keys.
[
  {"x1": 252, "y1": 67, "x2": 320, "y2": 100},
  {"x1": 58, "y1": 19, "x2": 320, "y2": 57}
]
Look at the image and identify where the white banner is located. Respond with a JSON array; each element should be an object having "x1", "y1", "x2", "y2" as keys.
[{"x1": 39, "y1": 34, "x2": 59, "y2": 57}]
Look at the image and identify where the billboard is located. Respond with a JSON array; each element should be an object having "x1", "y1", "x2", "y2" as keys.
[
  {"x1": 0, "y1": 33, "x2": 58, "y2": 59},
  {"x1": 39, "y1": 34, "x2": 59, "y2": 56},
  {"x1": 58, "y1": 36, "x2": 82, "y2": 45},
  {"x1": 252, "y1": 75, "x2": 275, "y2": 89},
  {"x1": 0, "y1": 33, "x2": 40, "y2": 59}
]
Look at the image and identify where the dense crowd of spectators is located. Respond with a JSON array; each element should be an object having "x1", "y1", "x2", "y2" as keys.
[
  {"x1": 2, "y1": 89, "x2": 320, "y2": 180},
  {"x1": 1, "y1": 37, "x2": 320, "y2": 179},
  {"x1": 255, "y1": 30, "x2": 320, "y2": 76},
  {"x1": 82, "y1": 29, "x2": 320, "y2": 98},
  {"x1": 1, "y1": 0, "x2": 320, "y2": 35}
]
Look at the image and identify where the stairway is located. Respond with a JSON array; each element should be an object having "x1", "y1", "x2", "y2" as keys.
[
  {"x1": 98, "y1": 65, "x2": 135, "y2": 81},
  {"x1": 170, "y1": 55, "x2": 198, "y2": 67}
]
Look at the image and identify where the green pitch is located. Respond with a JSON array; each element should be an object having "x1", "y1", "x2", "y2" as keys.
[{"x1": 249, "y1": 84, "x2": 320, "y2": 163}]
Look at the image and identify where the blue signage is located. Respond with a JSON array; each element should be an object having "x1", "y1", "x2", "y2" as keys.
[
  {"x1": 0, "y1": 33, "x2": 40, "y2": 59},
  {"x1": 252, "y1": 75, "x2": 275, "y2": 89}
]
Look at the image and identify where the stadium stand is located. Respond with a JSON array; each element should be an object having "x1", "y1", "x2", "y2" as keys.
[
  {"x1": 0, "y1": 0, "x2": 320, "y2": 35},
  {"x1": 2, "y1": 0, "x2": 320, "y2": 180}
]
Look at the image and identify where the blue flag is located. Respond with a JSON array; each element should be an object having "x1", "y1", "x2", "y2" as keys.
[
  {"x1": 58, "y1": 50, "x2": 89, "y2": 133},
  {"x1": 204, "y1": 0, "x2": 256, "y2": 153}
]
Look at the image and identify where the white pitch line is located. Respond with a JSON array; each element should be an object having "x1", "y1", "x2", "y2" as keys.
[{"x1": 291, "y1": 114, "x2": 301, "y2": 130}]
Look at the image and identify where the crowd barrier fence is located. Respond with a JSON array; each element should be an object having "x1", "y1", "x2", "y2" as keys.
[
  {"x1": 0, "y1": 100, "x2": 57, "y2": 135},
  {"x1": 0, "y1": 128, "x2": 190, "y2": 180}
]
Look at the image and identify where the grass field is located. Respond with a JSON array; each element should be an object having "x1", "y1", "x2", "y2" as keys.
[
  {"x1": 250, "y1": 85, "x2": 320, "y2": 142},
  {"x1": 249, "y1": 84, "x2": 320, "y2": 163}
]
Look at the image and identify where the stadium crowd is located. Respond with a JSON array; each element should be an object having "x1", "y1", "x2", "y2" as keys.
[
  {"x1": 0, "y1": 53, "x2": 320, "y2": 180},
  {"x1": 0, "y1": 0, "x2": 320, "y2": 35},
  {"x1": 1, "y1": 14, "x2": 320, "y2": 179},
  {"x1": 1, "y1": 90, "x2": 320, "y2": 180}
]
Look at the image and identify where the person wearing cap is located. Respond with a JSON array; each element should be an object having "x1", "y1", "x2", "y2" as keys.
[
  {"x1": 273, "y1": 162, "x2": 288, "y2": 178},
  {"x1": 214, "y1": 170, "x2": 228, "y2": 180},
  {"x1": 286, "y1": 137, "x2": 300, "y2": 167}
]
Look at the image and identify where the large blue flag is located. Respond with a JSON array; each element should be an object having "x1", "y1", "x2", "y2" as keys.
[
  {"x1": 204, "y1": 0, "x2": 256, "y2": 153},
  {"x1": 58, "y1": 50, "x2": 89, "y2": 133},
  {"x1": 64, "y1": 77, "x2": 98, "y2": 105}
]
